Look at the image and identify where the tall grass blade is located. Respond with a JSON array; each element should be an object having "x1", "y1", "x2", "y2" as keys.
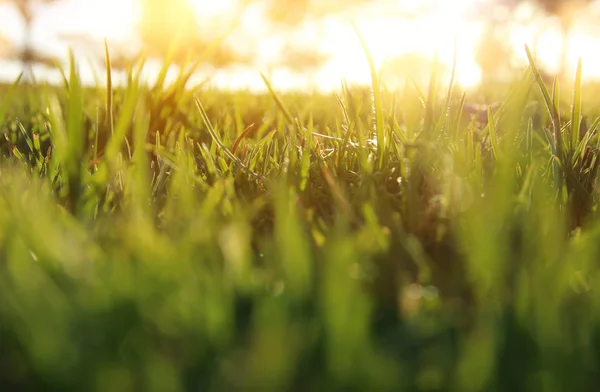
[
  {"x1": 487, "y1": 107, "x2": 501, "y2": 161},
  {"x1": 525, "y1": 44, "x2": 563, "y2": 189},
  {"x1": 423, "y1": 53, "x2": 439, "y2": 136},
  {"x1": 64, "y1": 50, "x2": 85, "y2": 214},
  {"x1": 194, "y1": 96, "x2": 265, "y2": 183},
  {"x1": 352, "y1": 21, "x2": 386, "y2": 169},
  {"x1": 0, "y1": 72, "x2": 23, "y2": 124},
  {"x1": 571, "y1": 59, "x2": 583, "y2": 149},
  {"x1": 260, "y1": 73, "x2": 293, "y2": 124},
  {"x1": 104, "y1": 38, "x2": 114, "y2": 136},
  {"x1": 525, "y1": 45, "x2": 561, "y2": 149},
  {"x1": 299, "y1": 116, "x2": 313, "y2": 192},
  {"x1": 436, "y1": 35, "x2": 458, "y2": 139}
]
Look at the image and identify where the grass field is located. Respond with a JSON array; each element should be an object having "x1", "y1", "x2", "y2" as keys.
[{"x1": 2, "y1": 43, "x2": 600, "y2": 391}]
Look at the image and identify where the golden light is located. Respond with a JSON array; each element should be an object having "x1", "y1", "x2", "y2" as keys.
[
  {"x1": 67, "y1": 0, "x2": 140, "y2": 41},
  {"x1": 32, "y1": 0, "x2": 600, "y2": 91},
  {"x1": 537, "y1": 28, "x2": 564, "y2": 74},
  {"x1": 188, "y1": 0, "x2": 240, "y2": 18},
  {"x1": 303, "y1": 0, "x2": 486, "y2": 90},
  {"x1": 567, "y1": 31, "x2": 600, "y2": 80}
]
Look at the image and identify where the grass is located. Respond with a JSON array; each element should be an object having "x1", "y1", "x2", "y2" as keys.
[{"x1": 1, "y1": 42, "x2": 600, "y2": 391}]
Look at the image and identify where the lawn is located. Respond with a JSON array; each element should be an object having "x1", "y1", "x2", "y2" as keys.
[{"x1": 1, "y1": 46, "x2": 600, "y2": 391}]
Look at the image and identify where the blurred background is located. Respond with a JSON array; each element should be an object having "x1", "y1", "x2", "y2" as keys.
[{"x1": 1, "y1": 0, "x2": 600, "y2": 92}]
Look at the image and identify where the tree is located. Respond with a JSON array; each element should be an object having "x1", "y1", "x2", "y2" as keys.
[{"x1": 0, "y1": 0, "x2": 63, "y2": 80}]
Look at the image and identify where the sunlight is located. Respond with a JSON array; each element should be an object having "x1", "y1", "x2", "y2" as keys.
[
  {"x1": 305, "y1": 0, "x2": 485, "y2": 90},
  {"x1": 65, "y1": 0, "x2": 140, "y2": 42},
  {"x1": 8, "y1": 0, "x2": 600, "y2": 91},
  {"x1": 568, "y1": 32, "x2": 600, "y2": 79},
  {"x1": 188, "y1": 0, "x2": 240, "y2": 18},
  {"x1": 536, "y1": 28, "x2": 564, "y2": 74}
]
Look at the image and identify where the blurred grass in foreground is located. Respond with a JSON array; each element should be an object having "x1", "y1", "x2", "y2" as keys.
[{"x1": 1, "y1": 43, "x2": 600, "y2": 391}]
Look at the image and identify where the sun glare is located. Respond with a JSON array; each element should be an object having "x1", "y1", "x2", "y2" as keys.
[
  {"x1": 303, "y1": 0, "x2": 485, "y2": 90},
  {"x1": 17, "y1": 0, "x2": 600, "y2": 91},
  {"x1": 62, "y1": 0, "x2": 140, "y2": 42},
  {"x1": 569, "y1": 33, "x2": 600, "y2": 79},
  {"x1": 188, "y1": 0, "x2": 240, "y2": 18}
]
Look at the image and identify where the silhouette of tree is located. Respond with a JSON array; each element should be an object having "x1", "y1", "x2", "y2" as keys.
[{"x1": 0, "y1": 0, "x2": 63, "y2": 79}]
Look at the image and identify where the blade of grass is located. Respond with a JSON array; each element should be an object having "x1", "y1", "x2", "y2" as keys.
[
  {"x1": 423, "y1": 52, "x2": 439, "y2": 136},
  {"x1": 64, "y1": 49, "x2": 86, "y2": 215},
  {"x1": 487, "y1": 107, "x2": 502, "y2": 161},
  {"x1": 260, "y1": 73, "x2": 293, "y2": 124},
  {"x1": 194, "y1": 96, "x2": 266, "y2": 183},
  {"x1": 104, "y1": 38, "x2": 114, "y2": 137},
  {"x1": 571, "y1": 59, "x2": 583, "y2": 149},
  {"x1": 409, "y1": 77, "x2": 427, "y2": 109},
  {"x1": 525, "y1": 45, "x2": 561, "y2": 148},
  {"x1": 16, "y1": 119, "x2": 35, "y2": 153},
  {"x1": 0, "y1": 72, "x2": 23, "y2": 125},
  {"x1": 352, "y1": 21, "x2": 386, "y2": 170},
  {"x1": 435, "y1": 35, "x2": 458, "y2": 140},
  {"x1": 453, "y1": 92, "x2": 467, "y2": 137},
  {"x1": 299, "y1": 115, "x2": 313, "y2": 192},
  {"x1": 231, "y1": 123, "x2": 255, "y2": 155},
  {"x1": 525, "y1": 44, "x2": 563, "y2": 189}
]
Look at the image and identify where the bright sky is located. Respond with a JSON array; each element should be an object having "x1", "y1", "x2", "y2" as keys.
[{"x1": 1, "y1": 0, "x2": 600, "y2": 92}]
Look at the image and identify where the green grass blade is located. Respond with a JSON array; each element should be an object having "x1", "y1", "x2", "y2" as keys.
[
  {"x1": 423, "y1": 53, "x2": 439, "y2": 136},
  {"x1": 409, "y1": 77, "x2": 427, "y2": 109},
  {"x1": 452, "y1": 92, "x2": 467, "y2": 137},
  {"x1": 352, "y1": 21, "x2": 386, "y2": 170},
  {"x1": 194, "y1": 96, "x2": 266, "y2": 183},
  {"x1": 63, "y1": 49, "x2": 86, "y2": 214},
  {"x1": 525, "y1": 44, "x2": 563, "y2": 190},
  {"x1": 299, "y1": 115, "x2": 313, "y2": 192},
  {"x1": 439, "y1": 36, "x2": 458, "y2": 138},
  {"x1": 525, "y1": 45, "x2": 561, "y2": 150},
  {"x1": 571, "y1": 59, "x2": 583, "y2": 149},
  {"x1": 104, "y1": 81, "x2": 139, "y2": 163},
  {"x1": 104, "y1": 39, "x2": 114, "y2": 137},
  {"x1": 487, "y1": 107, "x2": 501, "y2": 161},
  {"x1": 0, "y1": 72, "x2": 23, "y2": 125},
  {"x1": 260, "y1": 73, "x2": 293, "y2": 124}
]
